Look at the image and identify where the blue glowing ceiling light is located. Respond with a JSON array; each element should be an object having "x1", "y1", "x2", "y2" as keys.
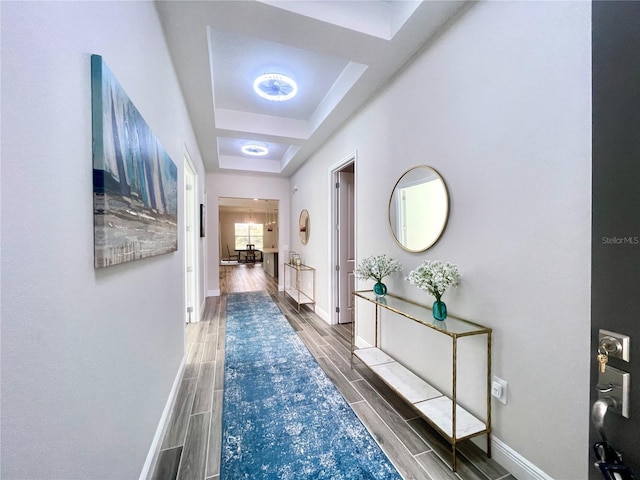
[
  {"x1": 242, "y1": 144, "x2": 269, "y2": 156},
  {"x1": 253, "y1": 73, "x2": 298, "y2": 101}
]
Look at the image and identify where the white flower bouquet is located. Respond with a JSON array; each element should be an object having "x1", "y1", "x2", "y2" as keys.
[
  {"x1": 405, "y1": 260, "x2": 460, "y2": 302},
  {"x1": 354, "y1": 254, "x2": 402, "y2": 283}
]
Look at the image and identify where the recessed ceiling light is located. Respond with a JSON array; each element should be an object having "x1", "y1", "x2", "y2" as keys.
[
  {"x1": 242, "y1": 144, "x2": 269, "y2": 156},
  {"x1": 253, "y1": 73, "x2": 297, "y2": 101}
]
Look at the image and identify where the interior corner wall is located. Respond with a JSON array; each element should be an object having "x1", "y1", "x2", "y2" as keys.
[
  {"x1": 206, "y1": 172, "x2": 290, "y2": 296},
  {"x1": 290, "y1": 2, "x2": 591, "y2": 478},
  {"x1": 1, "y1": 2, "x2": 205, "y2": 479}
]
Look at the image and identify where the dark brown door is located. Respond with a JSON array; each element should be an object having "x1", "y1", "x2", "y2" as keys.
[{"x1": 591, "y1": 2, "x2": 640, "y2": 476}]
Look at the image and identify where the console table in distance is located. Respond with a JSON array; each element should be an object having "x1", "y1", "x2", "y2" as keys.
[{"x1": 283, "y1": 262, "x2": 315, "y2": 312}]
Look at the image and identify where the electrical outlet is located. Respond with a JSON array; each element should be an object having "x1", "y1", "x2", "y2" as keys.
[{"x1": 492, "y1": 376, "x2": 508, "y2": 405}]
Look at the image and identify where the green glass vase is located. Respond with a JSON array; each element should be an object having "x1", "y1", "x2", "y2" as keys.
[
  {"x1": 432, "y1": 300, "x2": 447, "y2": 321},
  {"x1": 373, "y1": 282, "x2": 387, "y2": 297}
]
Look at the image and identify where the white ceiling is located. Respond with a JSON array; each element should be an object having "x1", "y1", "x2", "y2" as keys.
[
  {"x1": 155, "y1": 0, "x2": 469, "y2": 177},
  {"x1": 218, "y1": 196, "x2": 279, "y2": 214}
]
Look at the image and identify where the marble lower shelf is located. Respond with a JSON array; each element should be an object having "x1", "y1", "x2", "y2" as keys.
[
  {"x1": 354, "y1": 347, "x2": 487, "y2": 440},
  {"x1": 415, "y1": 395, "x2": 486, "y2": 439},
  {"x1": 284, "y1": 288, "x2": 314, "y2": 304}
]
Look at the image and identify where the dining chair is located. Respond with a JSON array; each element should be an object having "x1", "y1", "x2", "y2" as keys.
[
  {"x1": 246, "y1": 244, "x2": 256, "y2": 263},
  {"x1": 226, "y1": 245, "x2": 239, "y2": 262}
]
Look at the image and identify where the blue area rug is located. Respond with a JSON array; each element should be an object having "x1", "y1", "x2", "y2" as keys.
[{"x1": 221, "y1": 291, "x2": 402, "y2": 480}]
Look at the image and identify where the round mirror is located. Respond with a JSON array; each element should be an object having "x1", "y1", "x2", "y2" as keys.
[
  {"x1": 388, "y1": 166, "x2": 449, "y2": 252},
  {"x1": 299, "y1": 209, "x2": 310, "y2": 245}
]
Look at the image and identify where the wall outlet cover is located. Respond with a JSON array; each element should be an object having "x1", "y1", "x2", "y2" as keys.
[
  {"x1": 492, "y1": 376, "x2": 508, "y2": 404},
  {"x1": 491, "y1": 381, "x2": 503, "y2": 398}
]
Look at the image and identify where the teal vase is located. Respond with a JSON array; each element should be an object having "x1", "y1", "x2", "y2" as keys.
[
  {"x1": 432, "y1": 300, "x2": 447, "y2": 321},
  {"x1": 373, "y1": 282, "x2": 387, "y2": 297}
]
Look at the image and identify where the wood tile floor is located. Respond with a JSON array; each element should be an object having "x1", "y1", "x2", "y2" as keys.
[{"x1": 151, "y1": 264, "x2": 515, "y2": 480}]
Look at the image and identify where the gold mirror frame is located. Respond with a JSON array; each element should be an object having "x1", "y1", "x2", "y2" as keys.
[
  {"x1": 299, "y1": 209, "x2": 310, "y2": 245},
  {"x1": 388, "y1": 165, "x2": 450, "y2": 252}
]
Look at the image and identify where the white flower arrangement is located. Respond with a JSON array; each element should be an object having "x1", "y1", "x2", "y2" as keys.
[
  {"x1": 405, "y1": 260, "x2": 460, "y2": 302},
  {"x1": 354, "y1": 254, "x2": 402, "y2": 283}
]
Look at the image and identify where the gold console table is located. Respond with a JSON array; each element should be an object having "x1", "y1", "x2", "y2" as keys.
[
  {"x1": 283, "y1": 263, "x2": 316, "y2": 312},
  {"x1": 351, "y1": 290, "x2": 492, "y2": 471}
]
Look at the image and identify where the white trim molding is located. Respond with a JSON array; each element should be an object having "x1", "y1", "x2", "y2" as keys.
[
  {"x1": 315, "y1": 305, "x2": 330, "y2": 325},
  {"x1": 200, "y1": 298, "x2": 207, "y2": 319},
  {"x1": 139, "y1": 354, "x2": 188, "y2": 480},
  {"x1": 485, "y1": 436, "x2": 553, "y2": 480},
  {"x1": 328, "y1": 151, "x2": 357, "y2": 327},
  {"x1": 355, "y1": 335, "x2": 373, "y2": 350}
]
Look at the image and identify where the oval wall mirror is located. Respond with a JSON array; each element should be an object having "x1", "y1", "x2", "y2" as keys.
[
  {"x1": 299, "y1": 209, "x2": 310, "y2": 245},
  {"x1": 388, "y1": 165, "x2": 449, "y2": 252}
]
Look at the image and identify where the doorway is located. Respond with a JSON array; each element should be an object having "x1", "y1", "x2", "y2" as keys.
[
  {"x1": 184, "y1": 152, "x2": 197, "y2": 324},
  {"x1": 218, "y1": 197, "x2": 279, "y2": 273},
  {"x1": 331, "y1": 154, "x2": 356, "y2": 325}
]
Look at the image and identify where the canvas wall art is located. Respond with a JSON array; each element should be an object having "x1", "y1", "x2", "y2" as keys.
[{"x1": 91, "y1": 55, "x2": 178, "y2": 268}]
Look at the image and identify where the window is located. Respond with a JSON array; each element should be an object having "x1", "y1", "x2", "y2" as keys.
[{"x1": 234, "y1": 223, "x2": 264, "y2": 250}]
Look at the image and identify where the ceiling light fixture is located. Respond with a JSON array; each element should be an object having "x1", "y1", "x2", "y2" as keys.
[
  {"x1": 241, "y1": 144, "x2": 268, "y2": 156},
  {"x1": 253, "y1": 73, "x2": 297, "y2": 101}
]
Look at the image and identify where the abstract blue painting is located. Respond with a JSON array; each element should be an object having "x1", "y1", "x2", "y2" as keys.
[{"x1": 91, "y1": 54, "x2": 177, "y2": 268}]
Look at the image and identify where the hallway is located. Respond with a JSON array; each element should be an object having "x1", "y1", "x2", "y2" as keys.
[{"x1": 151, "y1": 265, "x2": 514, "y2": 480}]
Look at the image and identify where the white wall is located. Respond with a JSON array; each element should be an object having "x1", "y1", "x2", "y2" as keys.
[
  {"x1": 206, "y1": 172, "x2": 290, "y2": 295},
  {"x1": 290, "y1": 2, "x2": 591, "y2": 478},
  {"x1": 1, "y1": 2, "x2": 206, "y2": 478}
]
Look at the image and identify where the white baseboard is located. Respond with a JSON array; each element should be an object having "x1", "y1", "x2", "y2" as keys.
[
  {"x1": 315, "y1": 306, "x2": 330, "y2": 324},
  {"x1": 207, "y1": 289, "x2": 221, "y2": 297},
  {"x1": 473, "y1": 435, "x2": 552, "y2": 480},
  {"x1": 355, "y1": 335, "x2": 373, "y2": 349},
  {"x1": 139, "y1": 354, "x2": 187, "y2": 480},
  {"x1": 200, "y1": 298, "x2": 207, "y2": 319}
]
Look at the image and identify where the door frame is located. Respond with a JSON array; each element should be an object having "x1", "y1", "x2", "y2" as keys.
[
  {"x1": 329, "y1": 151, "x2": 357, "y2": 325},
  {"x1": 183, "y1": 149, "x2": 198, "y2": 324}
]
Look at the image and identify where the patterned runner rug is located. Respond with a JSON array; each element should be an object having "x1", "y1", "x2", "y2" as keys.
[{"x1": 221, "y1": 291, "x2": 401, "y2": 479}]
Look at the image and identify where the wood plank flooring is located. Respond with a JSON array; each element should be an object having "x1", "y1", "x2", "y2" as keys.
[{"x1": 150, "y1": 264, "x2": 515, "y2": 480}]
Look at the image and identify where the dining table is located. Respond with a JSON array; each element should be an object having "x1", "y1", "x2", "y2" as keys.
[{"x1": 235, "y1": 248, "x2": 262, "y2": 263}]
